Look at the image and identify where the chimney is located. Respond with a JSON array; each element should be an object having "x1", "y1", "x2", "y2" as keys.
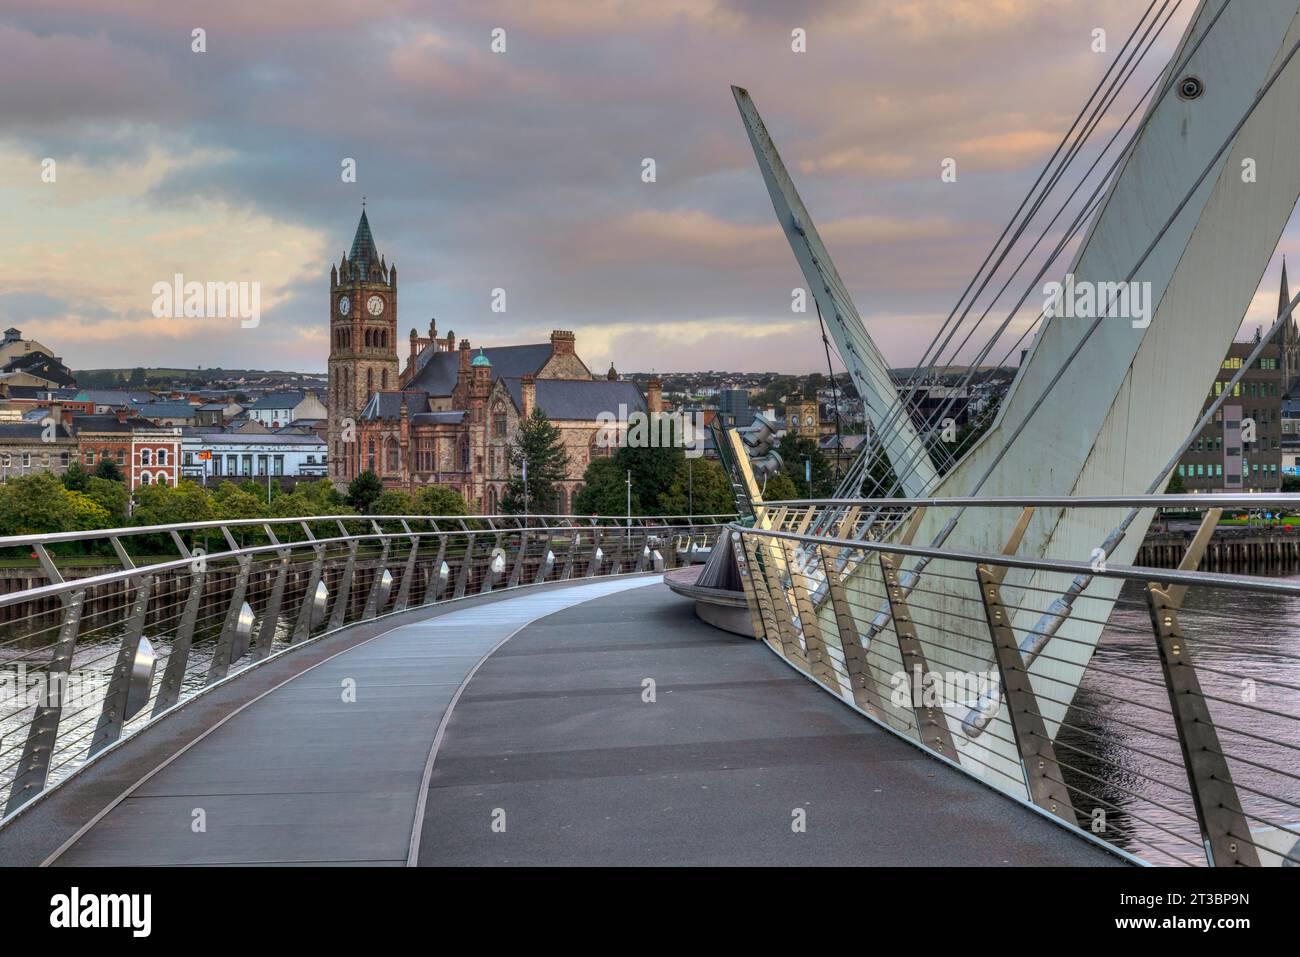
[
  {"x1": 521, "y1": 374, "x2": 536, "y2": 418},
  {"x1": 647, "y1": 375, "x2": 662, "y2": 416},
  {"x1": 409, "y1": 328, "x2": 419, "y2": 362},
  {"x1": 115, "y1": 407, "x2": 128, "y2": 424},
  {"x1": 459, "y1": 338, "x2": 471, "y2": 373},
  {"x1": 549, "y1": 329, "x2": 576, "y2": 357}
]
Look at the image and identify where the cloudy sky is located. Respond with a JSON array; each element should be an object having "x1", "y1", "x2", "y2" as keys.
[{"x1": 0, "y1": 0, "x2": 1293, "y2": 375}]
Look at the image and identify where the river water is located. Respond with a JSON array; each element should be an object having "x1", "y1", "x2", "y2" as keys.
[{"x1": 1059, "y1": 577, "x2": 1300, "y2": 865}]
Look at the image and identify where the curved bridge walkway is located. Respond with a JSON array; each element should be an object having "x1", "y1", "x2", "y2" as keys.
[{"x1": 34, "y1": 578, "x2": 1117, "y2": 866}]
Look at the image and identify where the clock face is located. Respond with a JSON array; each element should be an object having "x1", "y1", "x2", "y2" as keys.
[
  {"x1": 338, "y1": 296, "x2": 350, "y2": 316},
  {"x1": 367, "y1": 295, "x2": 384, "y2": 316}
]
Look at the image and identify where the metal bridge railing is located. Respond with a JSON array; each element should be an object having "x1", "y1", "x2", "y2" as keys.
[
  {"x1": 0, "y1": 512, "x2": 732, "y2": 821},
  {"x1": 736, "y1": 495, "x2": 1300, "y2": 867}
]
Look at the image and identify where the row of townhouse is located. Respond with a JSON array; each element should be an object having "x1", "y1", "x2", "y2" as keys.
[{"x1": 0, "y1": 403, "x2": 326, "y2": 489}]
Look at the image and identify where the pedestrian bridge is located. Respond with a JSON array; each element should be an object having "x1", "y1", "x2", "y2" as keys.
[{"x1": 0, "y1": 505, "x2": 1295, "y2": 866}]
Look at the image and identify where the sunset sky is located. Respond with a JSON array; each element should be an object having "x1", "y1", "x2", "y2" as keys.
[{"x1": 1, "y1": 0, "x2": 1294, "y2": 374}]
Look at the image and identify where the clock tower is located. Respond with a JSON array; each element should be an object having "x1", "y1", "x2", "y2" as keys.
[{"x1": 328, "y1": 206, "x2": 399, "y2": 486}]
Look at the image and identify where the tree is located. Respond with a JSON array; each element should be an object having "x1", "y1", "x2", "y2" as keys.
[
  {"x1": 573, "y1": 457, "x2": 637, "y2": 516},
  {"x1": 761, "y1": 470, "x2": 798, "y2": 502},
  {"x1": 93, "y1": 458, "x2": 124, "y2": 482},
  {"x1": 132, "y1": 480, "x2": 213, "y2": 527},
  {"x1": 66, "y1": 490, "x2": 112, "y2": 531},
  {"x1": 61, "y1": 461, "x2": 90, "y2": 492},
  {"x1": 777, "y1": 433, "x2": 834, "y2": 497},
  {"x1": 126, "y1": 367, "x2": 148, "y2": 388},
  {"x1": 502, "y1": 408, "x2": 569, "y2": 515},
  {"x1": 614, "y1": 441, "x2": 682, "y2": 517},
  {"x1": 373, "y1": 489, "x2": 414, "y2": 514},
  {"x1": 211, "y1": 482, "x2": 266, "y2": 521},
  {"x1": 346, "y1": 470, "x2": 383, "y2": 512},
  {"x1": 85, "y1": 476, "x2": 129, "y2": 523},
  {"x1": 0, "y1": 473, "x2": 76, "y2": 536},
  {"x1": 415, "y1": 484, "x2": 469, "y2": 517},
  {"x1": 658, "y1": 457, "x2": 736, "y2": 517},
  {"x1": 1165, "y1": 470, "x2": 1187, "y2": 494}
]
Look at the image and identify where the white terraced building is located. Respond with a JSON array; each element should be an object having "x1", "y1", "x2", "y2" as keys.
[{"x1": 181, "y1": 431, "x2": 328, "y2": 484}]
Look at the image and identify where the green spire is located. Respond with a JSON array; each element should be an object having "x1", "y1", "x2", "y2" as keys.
[{"x1": 349, "y1": 207, "x2": 380, "y2": 277}]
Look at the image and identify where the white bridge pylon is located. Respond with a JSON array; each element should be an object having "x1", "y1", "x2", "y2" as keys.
[
  {"x1": 736, "y1": 0, "x2": 1300, "y2": 798},
  {"x1": 732, "y1": 85, "x2": 938, "y2": 499}
]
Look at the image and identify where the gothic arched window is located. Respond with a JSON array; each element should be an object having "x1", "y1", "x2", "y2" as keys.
[{"x1": 366, "y1": 369, "x2": 373, "y2": 394}]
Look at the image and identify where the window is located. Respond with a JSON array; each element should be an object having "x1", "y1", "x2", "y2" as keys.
[
  {"x1": 273, "y1": 455, "x2": 284, "y2": 476},
  {"x1": 367, "y1": 439, "x2": 376, "y2": 472},
  {"x1": 493, "y1": 413, "x2": 507, "y2": 438},
  {"x1": 140, "y1": 472, "x2": 151, "y2": 484},
  {"x1": 86, "y1": 450, "x2": 96, "y2": 465},
  {"x1": 140, "y1": 448, "x2": 152, "y2": 466},
  {"x1": 386, "y1": 440, "x2": 399, "y2": 474},
  {"x1": 241, "y1": 454, "x2": 253, "y2": 476},
  {"x1": 157, "y1": 449, "x2": 168, "y2": 466},
  {"x1": 21, "y1": 452, "x2": 30, "y2": 468},
  {"x1": 60, "y1": 452, "x2": 69, "y2": 467},
  {"x1": 117, "y1": 449, "x2": 125, "y2": 465},
  {"x1": 156, "y1": 474, "x2": 168, "y2": 486}
]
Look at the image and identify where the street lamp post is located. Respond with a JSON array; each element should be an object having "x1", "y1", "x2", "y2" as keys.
[
  {"x1": 626, "y1": 469, "x2": 632, "y2": 545},
  {"x1": 688, "y1": 456, "x2": 693, "y2": 519}
]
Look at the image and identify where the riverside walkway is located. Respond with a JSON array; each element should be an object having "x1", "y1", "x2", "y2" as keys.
[{"x1": 3, "y1": 577, "x2": 1117, "y2": 867}]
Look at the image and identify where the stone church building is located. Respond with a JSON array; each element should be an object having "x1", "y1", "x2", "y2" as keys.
[{"x1": 327, "y1": 209, "x2": 659, "y2": 512}]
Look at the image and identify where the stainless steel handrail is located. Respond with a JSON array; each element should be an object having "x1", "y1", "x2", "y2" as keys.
[
  {"x1": 0, "y1": 512, "x2": 731, "y2": 822},
  {"x1": 732, "y1": 500, "x2": 1300, "y2": 868}
]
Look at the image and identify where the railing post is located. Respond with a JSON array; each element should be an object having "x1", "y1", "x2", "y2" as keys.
[
  {"x1": 973, "y1": 507, "x2": 1075, "y2": 823},
  {"x1": 753, "y1": 535, "x2": 808, "y2": 670},
  {"x1": 425, "y1": 527, "x2": 448, "y2": 605},
  {"x1": 780, "y1": 539, "x2": 837, "y2": 688},
  {"x1": 207, "y1": 538, "x2": 253, "y2": 684},
  {"x1": 585, "y1": 527, "x2": 604, "y2": 577},
  {"x1": 560, "y1": 531, "x2": 580, "y2": 580},
  {"x1": 453, "y1": 531, "x2": 476, "y2": 599},
  {"x1": 508, "y1": 529, "x2": 529, "y2": 587},
  {"x1": 5, "y1": 589, "x2": 85, "y2": 816},
  {"x1": 1142, "y1": 507, "x2": 1259, "y2": 867},
  {"x1": 328, "y1": 531, "x2": 360, "y2": 629},
  {"x1": 253, "y1": 524, "x2": 291, "y2": 660},
  {"x1": 89, "y1": 575, "x2": 154, "y2": 757},
  {"x1": 879, "y1": 553, "x2": 956, "y2": 759},
  {"x1": 292, "y1": 532, "x2": 327, "y2": 642},
  {"x1": 730, "y1": 531, "x2": 769, "y2": 641},
  {"x1": 362, "y1": 528, "x2": 392, "y2": 618},
  {"x1": 154, "y1": 565, "x2": 206, "y2": 713},
  {"x1": 393, "y1": 520, "x2": 420, "y2": 612},
  {"x1": 817, "y1": 547, "x2": 889, "y2": 722}
]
